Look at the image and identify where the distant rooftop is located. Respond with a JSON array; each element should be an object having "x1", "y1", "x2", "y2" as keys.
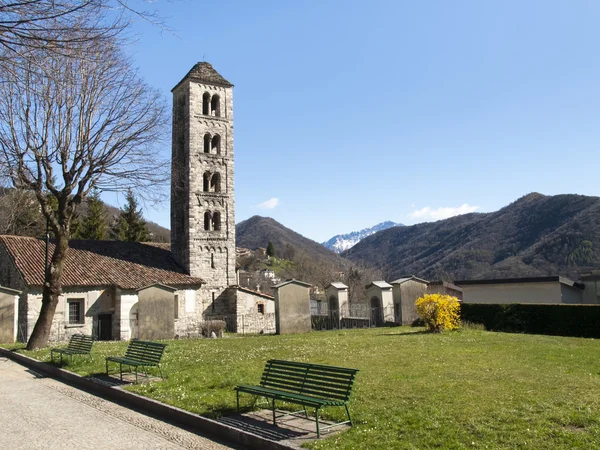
[
  {"x1": 366, "y1": 281, "x2": 393, "y2": 289},
  {"x1": 328, "y1": 282, "x2": 348, "y2": 290},
  {"x1": 390, "y1": 276, "x2": 429, "y2": 285},
  {"x1": 455, "y1": 276, "x2": 584, "y2": 290},
  {"x1": 172, "y1": 62, "x2": 233, "y2": 91}
]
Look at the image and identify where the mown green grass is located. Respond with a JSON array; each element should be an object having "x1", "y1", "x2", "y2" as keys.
[{"x1": 6, "y1": 328, "x2": 600, "y2": 449}]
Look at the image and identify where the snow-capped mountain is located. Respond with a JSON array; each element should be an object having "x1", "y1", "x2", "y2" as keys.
[{"x1": 322, "y1": 221, "x2": 403, "y2": 254}]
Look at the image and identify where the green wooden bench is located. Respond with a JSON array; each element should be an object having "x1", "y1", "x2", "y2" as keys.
[
  {"x1": 105, "y1": 340, "x2": 167, "y2": 383},
  {"x1": 234, "y1": 359, "x2": 359, "y2": 437},
  {"x1": 50, "y1": 334, "x2": 94, "y2": 364}
]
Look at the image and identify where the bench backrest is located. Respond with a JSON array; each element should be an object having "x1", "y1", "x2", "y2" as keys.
[
  {"x1": 260, "y1": 359, "x2": 359, "y2": 402},
  {"x1": 67, "y1": 334, "x2": 94, "y2": 352},
  {"x1": 124, "y1": 340, "x2": 167, "y2": 364}
]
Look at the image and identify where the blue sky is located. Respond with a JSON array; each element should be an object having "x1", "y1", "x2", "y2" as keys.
[{"x1": 121, "y1": 0, "x2": 600, "y2": 243}]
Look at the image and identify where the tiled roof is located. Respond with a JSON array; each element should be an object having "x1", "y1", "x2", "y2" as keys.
[
  {"x1": 366, "y1": 281, "x2": 393, "y2": 289},
  {"x1": 0, "y1": 236, "x2": 203, "y2": 290},
  {"x1": 390, "y1": 276, "x2": 429, "y2": 285},
  {"x1": 230, "y1": 285, "x2": 274, "y2": 300},
  {"x1": 172, "y1": 62, "x2": 233, "y2": 91}
]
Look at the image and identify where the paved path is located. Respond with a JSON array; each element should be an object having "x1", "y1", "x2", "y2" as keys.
[{"x1": 0, "y1": 357, "x2": 238, "y2": 450}]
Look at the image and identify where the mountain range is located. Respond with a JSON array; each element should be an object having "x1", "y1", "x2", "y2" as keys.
[
  {"x1": 343, "y1": 193, "x2": 600, "y2": 281},
  {"x1": 321, "y1": 221, "x2": 403, "y2": 253}
]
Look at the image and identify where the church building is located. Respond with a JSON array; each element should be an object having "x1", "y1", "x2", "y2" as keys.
[{"x1": 0, "y1": 63, "x2": 274, "y2": 343}]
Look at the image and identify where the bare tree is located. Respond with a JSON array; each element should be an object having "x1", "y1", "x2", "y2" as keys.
[
  {"x1": 0, "y1": 34, "x2": 168, "y2": 349},
  {"x1": 0, "y1": 189, "x2": 45, "y2": 236}
]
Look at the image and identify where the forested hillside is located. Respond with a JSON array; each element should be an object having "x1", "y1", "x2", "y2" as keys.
[{"x1": 343, "y1": 193, "x2": 600, "y2": 281}]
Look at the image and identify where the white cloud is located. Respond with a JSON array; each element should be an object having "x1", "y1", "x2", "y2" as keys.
[
  {"x1": 257, "y1": 197, "x2": 280, "y2": 209},
  {"x1": 409, "y1": 203, "x2": 479, "y2": 221}
]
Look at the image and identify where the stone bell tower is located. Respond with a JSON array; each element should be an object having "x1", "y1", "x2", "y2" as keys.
[{"x1": 171, "y1": 63, "x2": 236, "y2": 306}]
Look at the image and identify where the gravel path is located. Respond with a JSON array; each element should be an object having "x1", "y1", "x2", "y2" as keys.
[{"x1": 0, "y1": 357, "x2": 239, "y2": 450}]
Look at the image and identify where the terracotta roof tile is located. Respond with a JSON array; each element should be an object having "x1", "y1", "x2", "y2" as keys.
[{"x1": 0, "y1": 236, "x2": 203, "y2": 290}]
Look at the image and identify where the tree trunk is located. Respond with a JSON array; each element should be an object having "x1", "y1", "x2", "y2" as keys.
[{"x1": 26, "y1": 234, "x2": 69, "y2": 350}]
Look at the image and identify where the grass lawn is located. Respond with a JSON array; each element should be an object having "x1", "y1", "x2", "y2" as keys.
[{"x1": 7, "y1": 328, "x2": 600, "y2": 449}]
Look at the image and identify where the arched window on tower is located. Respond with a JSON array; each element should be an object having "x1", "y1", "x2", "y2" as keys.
[
  {"x1": 203, "y1": 172, "x2": 210, "y2": 192},
  {"x1": 203, "y1": 133, "x2": 211, "y2": 153},
  {"x1": 202, "y1": 92, "x2": 210, "y2": 115},
  {"x1": 204, "y1": 211, "x2": 211, "y2": 231},
  {"x1": 212, "y1": 212, "x2": 221, "y2": 231},
  {"x1": 211, "y1": 134, "x2": 221, "y2": 154},
  {"x1": 211, "y1": 94, "x2": 221, "y2": 117},
  {"x1": 210, "y1": 173, "x2": 221, "y2": 193}
]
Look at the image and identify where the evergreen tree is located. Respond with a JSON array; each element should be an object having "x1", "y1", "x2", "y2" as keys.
[
  {"x1": 266, "y1": 241, "x2": 275, "y2": 258},
  {"x1": 75, "y1": 191, "x2": 108, "y2": 240},
  {"x1": 112, "y1": 190, "x2": 149, "y2": 242}
]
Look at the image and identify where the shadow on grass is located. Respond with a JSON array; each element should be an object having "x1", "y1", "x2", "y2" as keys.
[{"x1": 379, "y1": 330, "x2": 431, "y2": 337}]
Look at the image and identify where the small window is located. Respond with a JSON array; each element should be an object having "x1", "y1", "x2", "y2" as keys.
[
  {"x1": 211, "y1": 253, "x2": 215, "y2": 269},
  {"x1": 174, "y1": 294, "x2": 179, "y2": 319},
  {"x1": 204, "y1": 211, "x2": 211, "y2": 230},
  {"x1": 212, "y1": 211, "x2": 221, "y2": 231},
  {"x1": 211, "y1": 94, "x2": 221, "y2": 117},
  {"x1": 67, "y1": 299, "x2": 84, "y2": 325},
  {"x1": 202, "y1": 92, "x2": 210, "y2": 115},
  {"x1": 211, "y1": 135, "x2": 221, "y2": 154},
  {"x1": 203, "y1": 172, "x2": 210, "y2": 192},
  {"x1": 203, "y1": 133, "x2": 211, "y2": 153},
  {"x1": 257, "y1": 304, "x2": 265, "y2": 315},
  {"x1": 210, "y1": 173, "x2": 221, "y2": 193}
]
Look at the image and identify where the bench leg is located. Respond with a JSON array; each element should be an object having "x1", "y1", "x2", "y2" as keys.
[
  {"x1": 105, "y1": 359, "x2": 109, "y2": 375},
  {"x1": 303, "y1": 405, "x2": 308, "y2": 418},
  {"x1": 120, "y1": 363, "x2": 123, "y2": 381},
  {"x1": 345, "y1": 404, "x2": 353, "y2": 427},
  {"x1": 272, "y1": 398, "x2": 276, "y2": 426},
  {"x1": 236, "y1": 391, "x2": 240, "y2": 412},
  {"x1": 316, "y1": 407, "x2": 320, "y2": 438}
]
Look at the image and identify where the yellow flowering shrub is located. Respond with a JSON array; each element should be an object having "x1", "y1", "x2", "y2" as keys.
[{"x1": 415, "y1": 294, "x2": 461, "y2": 332}]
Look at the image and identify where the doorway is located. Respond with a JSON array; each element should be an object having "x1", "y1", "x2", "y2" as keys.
[{"x1": 97, "y1": 314, "x2": 112, "y2": 341}]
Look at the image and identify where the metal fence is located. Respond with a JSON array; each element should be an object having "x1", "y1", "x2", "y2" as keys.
[{"x1": 309, "y1": 301, "x2": 396, "y2": 331}]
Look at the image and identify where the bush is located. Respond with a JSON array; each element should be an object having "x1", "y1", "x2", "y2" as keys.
[
  {"x1": 415, "y1": 294, "x2": 461, "y2": 332},
  {"x1": 200, "y1": 320, "x2": 226, "y2": 338}
]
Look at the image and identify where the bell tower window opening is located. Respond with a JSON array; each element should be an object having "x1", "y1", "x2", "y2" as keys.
[
  {"x1": 211, "y1": 253, "x2": 215, "y2": 269},
  {"x1": 212, "y1": 212, "x2": 221, "y2": 231},
  {"x1": 202, "y1": 92, "x2": 210, "y2": 115},
  {"x1": 211, "y1": 135, "x2": 221, "y2": 154},
  {"x1": 210, "y1": 173, "x2": 221, "y2": 193},
  {"x1": 211, "y1": 94, "x2": 220, "y2": 117},
  {"x1": 203, "y1": 172, "x2": 210, "y2": 192},
  {"x1": 204, "y1": 211, "x2": 211, "y2": 231},
  {"x1": 203, "y1": 133, "x2": 211, "y2": 153}
]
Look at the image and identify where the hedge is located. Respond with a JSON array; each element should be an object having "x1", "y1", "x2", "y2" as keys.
[{"x1": 461, "y1": 303, "x2": 600, "y2": 338}]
